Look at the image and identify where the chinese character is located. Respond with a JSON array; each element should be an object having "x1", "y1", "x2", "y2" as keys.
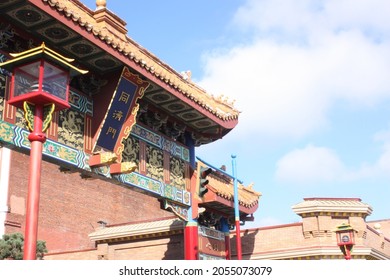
[
  {"x1": 106, "y1": 127, "x2": 117, "y2": 139},
  {"x1": 118, "y1": 92, "x2": 130, "y2": 104},
  {"x1": 113, "y1": 110, "x2": 123, "y2": 121}
]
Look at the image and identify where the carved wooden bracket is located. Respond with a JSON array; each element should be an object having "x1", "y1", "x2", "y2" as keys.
[
  {"x1": 89, "y1": 152, "x2": 117, "y2": 167},
  {"x1": 110, "y1": 162, "x2": 137, "y2": 175}
]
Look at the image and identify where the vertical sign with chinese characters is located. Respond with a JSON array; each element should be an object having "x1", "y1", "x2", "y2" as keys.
[{"x1": 94, "y1": 67, "x2": 149, "y2": 161}]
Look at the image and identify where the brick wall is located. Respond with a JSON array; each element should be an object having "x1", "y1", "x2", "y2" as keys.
[
  {"x1": 231, "y1": 214, "x2": 390, "y2": 259},
  {"x1": 232, "y1": 223, "x2": 308, "y2": 257},
  {"x1": 6, "y1": 150, "x2": 174, "y2": 253},
  {"x1": 44, "y1": 249, "x2": 98, "y2": 260},
  {"x1": 44, "y1": 235, "x2": 184, "y2": 260},
  {"x1": 106, "y1": 235, "x2": 184, "y2": 260}
]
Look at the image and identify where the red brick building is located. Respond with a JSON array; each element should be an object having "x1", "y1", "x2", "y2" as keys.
[
  {"x1": 42, "y1": 197, "x2": 390, "y2": 260},
  {"x1": 232, "y1": 198, "x2": 390, "y2": 260},
  {"x1": 5, "y1": 151, "x2": 174, "y2": 253}
]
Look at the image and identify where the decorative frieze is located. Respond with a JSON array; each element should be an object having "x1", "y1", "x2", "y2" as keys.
[
  {"x1": 0, "y1": 120, "x2": 89, "y2": 169},
  {"x1": 131, "y1": 124, "x2": 190, "y2": 163},
  {"x1": 163, "y1": 200, "x2": 189, "y2": 221},
  {"x1": 69, "y1": 89, "x2": 93, "y2": 116},
  {"x1": 113, "y1": 171, "x2": 191, "y2": 206},
  {"x1": 300, "y1": 212, "x2": 365, "y2": 218},
  {"x1": 0, "y1": 120, "x2": 191, "y2": 210}
]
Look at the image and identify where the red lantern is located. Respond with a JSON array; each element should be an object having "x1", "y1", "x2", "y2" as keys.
[
  {"x1": 335, "y1": 223, "x2": 356, "y2": 260},
  {"x1": 1, "y1": 43, "x2": 87, "y2": 111}
]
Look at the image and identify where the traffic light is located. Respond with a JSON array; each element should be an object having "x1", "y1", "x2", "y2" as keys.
[{"x1": 198, "y1": 165, "x2": 212, "y2": 197}]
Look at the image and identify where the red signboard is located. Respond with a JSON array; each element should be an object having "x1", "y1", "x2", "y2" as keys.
[{"x1": 198, "y1": 226, "x2": 226, "y2": 259}]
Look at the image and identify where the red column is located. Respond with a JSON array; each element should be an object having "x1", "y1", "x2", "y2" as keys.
[
  {"x1": 231, "y1": 155, "x2": 242, "y2": 260},
  {"x1": 235, "y1": 220, "x2": 242, "y2": 260},
  {"x1": 23, "y1": 104, "x2": 46, "y2": 260},
  {"x1": 184, "y1": 222, "x2": 198, "y2": 260},
  {"x1": 225, "y1": 233, "x2": 231, "y2": 260},
  {"x1": 219, "y1": 217, "x2": 231, "y2": 260}
]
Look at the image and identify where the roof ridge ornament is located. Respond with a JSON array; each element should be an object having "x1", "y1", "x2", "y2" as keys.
[{"x1": 96, "y1": 0, "x2": 107, "y2": 10}]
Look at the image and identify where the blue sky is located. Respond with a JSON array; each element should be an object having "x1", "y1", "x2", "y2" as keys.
[{"x1": 83, "y1": 0, "x2": 390, "y2": 227}]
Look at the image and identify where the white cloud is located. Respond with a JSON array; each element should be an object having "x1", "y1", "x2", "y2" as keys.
[
  {"x1": 374, "y1": 129, "x2": 390, "y2": 172},
  {"x1": 198, "y1": 0, "x2": 390, "y2": 140},
  {"x1": 274, "y1": 127, "x2": 390, "y2": 184},
  {"x1": 233, "y1": 0, "x2": 390, "y2": 40},
  {"x1": 275, "y1": 145, "x2": 346, "y2": 183},
  {"x1": 325, "y1": 0, "x2": 390, "y2": 34}
]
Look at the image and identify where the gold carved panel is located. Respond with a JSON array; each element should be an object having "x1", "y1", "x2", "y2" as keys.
[
  {"x1": 15, "y1": 107, "x2": 27, "y2": 129},
  {"x1": 146, "y1": 144, "x2": 163, "y2": 181},
  {"x1": 57, "y1": 109, "x2": 84, "y2": 150},
  {"x1": 170, "y1": 156, "x2": 185, "y2": 189},
  {"x1": 121, "y1": 135, "x2": 139, "y2": 172}
]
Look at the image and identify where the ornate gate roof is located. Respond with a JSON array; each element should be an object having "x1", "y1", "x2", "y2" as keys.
[{"x1": 0, "y1": 0, "x2": 239, "y2": 145}]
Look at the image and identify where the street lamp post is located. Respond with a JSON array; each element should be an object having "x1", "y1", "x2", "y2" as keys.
[
  {"x1": 0, "y1": 43, "x2": 87, "y2": 259},
  {"x1": 335, "y1": 223, "x2": 356, "y2": 260},
  {"x1": 196, "y1": 156, "x2": 243, "y2": 260},
  {"x1": 231, "y1": 155, "x2": 242, "y2": 260}
]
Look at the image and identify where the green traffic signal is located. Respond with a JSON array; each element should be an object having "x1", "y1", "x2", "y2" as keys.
[{"x1": 199, "y1": 166, "x2": 212, "y2": 197}]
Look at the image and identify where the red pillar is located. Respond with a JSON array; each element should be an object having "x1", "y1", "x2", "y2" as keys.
[
  {"x1": 184, "y1": 222, "x2": 198, "y2": 260},
  {"x1": 231, "y1": 155, "x2": 242, "y2": 260},
  {"x1": 219, "y1": 217, "x2": 231, "y2": 260},
  {"x1": 23, "y1": 104, "x2": 46, "y2": 260},
  {"x1": 225, "y1": 233, "x2": 231, "y2": 260},
  {"x1": 235, "y1": 220, "x2": 242, "y2": 260}
]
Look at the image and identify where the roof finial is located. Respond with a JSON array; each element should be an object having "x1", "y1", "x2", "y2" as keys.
[{"x1": 96, "y1": 0, "x2": 107, "y2": 10}]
